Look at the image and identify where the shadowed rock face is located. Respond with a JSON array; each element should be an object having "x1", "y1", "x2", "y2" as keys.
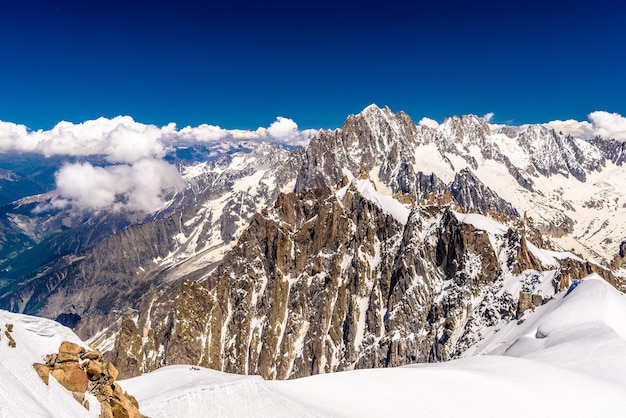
[
  {"x1": 104, "y1": 181, "x2": 617, "y2": 380},
  {"x1": 448, "y1": 168, "x2": 519, "y2": 217}
]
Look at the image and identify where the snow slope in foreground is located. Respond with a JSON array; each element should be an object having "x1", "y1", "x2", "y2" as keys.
[
  {"x1": 0, "y1": 310, "x2": 99, "y2": 418},
  {"x1": 120, "y1": 275, "x2": 626, "y2": 418},
  {"x1": 466, "y1": 274, "x2": 626, "y2": 388}
]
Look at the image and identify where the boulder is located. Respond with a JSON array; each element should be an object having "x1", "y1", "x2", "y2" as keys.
[
  {"x1": 81, "y1": 350, "x2": 102, "y2": 361},
  {"x1": 51, "y1": 362, "x2": 89, "y2": 393},
  {"x1": 517, "y1": 292, "x2": 533, "y2": 318},
  {"x1": 57, "y1": 352, "x2": 80, "y2": 363},
  {"x1": 106, "y1": 363, "x2": 119, "y2": 381},
  {"x1": 71, "y1": 391, "x2": 85, "y2": 404},
  {"x1": 85, "y1": 361, "x2": 103, "y2": 380},
  {"x1": 37, "y1": 345, "x2": 143, "y2": 417},
  {"x1": 45, "y1": 353, "x2": 58, "y2": 366},
  {"x1": 4, "y1": 330, "x2": 16, "y2": 348}
]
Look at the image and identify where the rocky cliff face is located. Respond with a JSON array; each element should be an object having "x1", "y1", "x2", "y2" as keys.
[
  {"x1": 103, "y1": 178, "x2": 616, "y2": 379},
  {"x1": 448, "y1": 168, "x2": 519, "y2": 217}
]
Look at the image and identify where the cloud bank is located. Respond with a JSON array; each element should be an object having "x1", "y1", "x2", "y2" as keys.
[
  {"x1": 46, "y1": 159, "x2": 184, "y2": 213},
  {"x1": 0, "y1": 116, "x2": 316, "y2": 213},
  {"x1": 0, "y1": 116, "x2": 317, "y2": 163},
  {"x1": 544, "y1": 111, "x2": 626, "y2": 141},
  {"x1": 2, "y1": 111, "x2": 624, "y2": 214}
]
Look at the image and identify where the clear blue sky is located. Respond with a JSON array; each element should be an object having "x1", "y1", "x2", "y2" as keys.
[{"x1": 1, "y1": 0, "x2": 625, "y2": 130}]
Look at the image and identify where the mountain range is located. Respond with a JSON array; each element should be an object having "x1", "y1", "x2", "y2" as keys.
[{"x1": 0, "y1": 105, "x2": 624, "y2": 385}]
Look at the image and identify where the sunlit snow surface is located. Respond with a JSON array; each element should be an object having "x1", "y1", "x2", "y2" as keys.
[
  {"x1": 118, "y1": 275, "x2": 626, "y2": 418},
  {"x1": 0, "y1": 310, "x2": 100, "y2": 418}
]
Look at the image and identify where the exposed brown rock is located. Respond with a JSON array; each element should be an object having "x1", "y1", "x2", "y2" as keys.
[
  {"x1": 37, "y1": 343, "x2": 143, "y2": 417},
  {"x1": 100, "y1": 403, "x2": 113, "y2": 418},
  {"x1": 85, "y1": 361, "x2": 102, "y2": 380},
  {"x1": 45, "y1": 353, "x2": 57, "y2": 366},
  {"x1": 125, "y1": 392, "x2": 140, "y2": 409},
  {"x1": 4, "y1": 330, "x2": 16, "y2": 348},
  {"x1": 555, "y1": 271, "x2": 571, "y2": 292},
  {"x1": 59, "y1": 341, "x2": 84, "y2": 355},
  {"x1": 393, "y1": 192, "x2": 414, "y2": 206},
  {"x1": 57, "y1": 352, "x2": 80, "y2": 363},
  {"x1": 6, "y1": 323, "x2": 13, "y2": 332},
  {"x1": 33, "y1": 363, "x2": 50, "y2": 385},
  {"x1": 51, "y1": 362, "x2": 88, "y2": 393},
  {"x1": 81, "y1": 350, "x2": 102, "y2": 361},
  {"x1": 517, "y1": 291, "x2": 544, "y2": 318},
  {"x1": 106, "y1": 362, "x2": 119, "y2": 381},
  {"x1": 71, "y1": 391, "x2": 85, "y2": 404}
]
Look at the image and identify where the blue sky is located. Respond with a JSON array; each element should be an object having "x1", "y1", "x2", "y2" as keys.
[{"x1": 1, "y1": 0, "x2": 625, "y2": 130}]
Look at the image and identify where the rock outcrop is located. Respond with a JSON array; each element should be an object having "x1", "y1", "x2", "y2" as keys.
[{"x1": 33, "y1": 341, "x2": 142, "y2": 418}]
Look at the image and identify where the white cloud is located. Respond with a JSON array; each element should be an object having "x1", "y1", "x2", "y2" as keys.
[
  {"x1": 543, "y1": 111, "x2": 626, "y2": 141},
  {"x1": 543, "y1": 119, "x2": 594, "y2": 138},
  {"x1": 418, "y1": 117, "x2": 439, "y2": 129},
  {"x1": 482, "y1": 112, "x2": 495, "y2": 122},
  {"x1": 266, "y1": 117, "x2": 302, "y2": 143},
  {"x1": 177, "y1": 117, "x2": 316, "y2": 147},
  {"x1": 588, "y1": 111, "x2": 626, "y2": 141},
  {"x1": 0, "y1": 116, "x2": 317, "y2": 163},
  {"x1": 0, "y1": 116, "x2": 167, "y2": 163},
  {"x1": 49, "y1": 159, "x2": 184, "y2": 213}
]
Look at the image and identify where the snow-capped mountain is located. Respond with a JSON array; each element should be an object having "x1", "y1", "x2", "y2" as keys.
[
  {"x1": 299, "y1": 105, "x2": 625, "y2": 262},
  {"x1": 100, "y1": 173, "x2": 618, "y2": 379},
  {"x1": 1, "y1": 105, "x2": 624, "y2": 384}
]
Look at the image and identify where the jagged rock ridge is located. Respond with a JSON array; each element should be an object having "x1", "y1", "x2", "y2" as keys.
[{"x1": 104, "y1": 178, "x2": 616, "y2": 379}]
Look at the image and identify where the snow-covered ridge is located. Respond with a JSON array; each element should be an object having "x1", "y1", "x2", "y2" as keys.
[
  {"x1": 453, "y1": 211, "x2": 509, "y2": 235},
  {"x1": 336, "y1": 178, "x2": 411, "y2": 224},
  {"x1": 467, "y1": 275, "x2": 626, "y2": 388}
]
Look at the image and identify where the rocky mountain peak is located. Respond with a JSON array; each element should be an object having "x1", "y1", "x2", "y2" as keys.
[
  {"x1": 101, "y1": 178, "x2": 619, "y2": 379},
  {"x1": 440, "y1": 114, "x2": 492, "y2": 143}
]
